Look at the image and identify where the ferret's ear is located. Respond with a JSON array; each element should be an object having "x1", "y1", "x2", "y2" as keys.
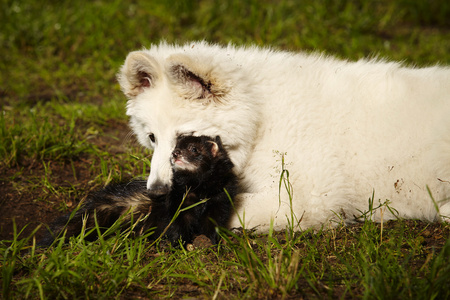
[
  {"x1": 209, "y1": 141, "x2": 219, "y2": 157},
  {"x1": 167, "y1": 54, "x2": 229, "y2": 103},
  {"x1": 209, "y1": 136, "x2": 223, "y2": 157},
  {"x1": 117, "y1": 51, "x2": 160, "y2": 98},
  {"x1": 214, "y1": 136, "x2": 223, "y2": 146}
]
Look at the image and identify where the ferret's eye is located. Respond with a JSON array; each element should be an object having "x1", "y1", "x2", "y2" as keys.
[
  {"x1": 189, "y1": 145, "x2": 198, "y2": 153},
  {"x1": 148, "y1": 133, "x2": 156, "y2": 143}
]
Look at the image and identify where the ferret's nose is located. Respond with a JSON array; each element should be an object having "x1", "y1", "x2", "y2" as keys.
[{"x1": 172, "y1": 149, "x2": 181, "y2": 159}]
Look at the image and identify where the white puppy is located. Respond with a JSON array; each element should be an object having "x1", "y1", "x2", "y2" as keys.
[{"x1": 118, "y1": 41, "x2": 450, "y2": 231}]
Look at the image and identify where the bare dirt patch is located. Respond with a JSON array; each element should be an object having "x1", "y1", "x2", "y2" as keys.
[{"x1": 0, "y1": 119, "x2": 133, "y2": 242}]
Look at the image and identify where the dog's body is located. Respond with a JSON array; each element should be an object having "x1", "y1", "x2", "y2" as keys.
[
  {"x1": 119, "y1": 41, "x2": 450, "y2": 231},
  {"x1": 40, "y1": 135, "x2": 237, "y2": 246}
]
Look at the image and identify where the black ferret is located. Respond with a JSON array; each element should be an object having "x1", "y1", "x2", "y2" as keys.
[
  {"x1": 39, "y1": 135, "x2": 237, "y2": 247},
  {"x1": 146, "y1": 135, "x2": 238, "y2": 245}
]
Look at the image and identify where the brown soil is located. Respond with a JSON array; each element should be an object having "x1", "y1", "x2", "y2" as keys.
[{"x1": 0, "y1": 120, "x2": 132, "y2": 242}]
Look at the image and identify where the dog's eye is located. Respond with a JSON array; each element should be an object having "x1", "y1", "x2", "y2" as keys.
[{"x1": 148, "y1": 133, "x2": 156, "y2": 143}]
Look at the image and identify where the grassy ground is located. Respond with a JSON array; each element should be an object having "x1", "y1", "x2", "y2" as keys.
[{"x1": 1, "y1": 0, "x2": 450, "y2": 298}]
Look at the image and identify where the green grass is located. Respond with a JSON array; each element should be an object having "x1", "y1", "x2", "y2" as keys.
[
  {"x1": 1, "y1": 0, "x2": 450, "y2": 299},
  {"x1": 2, "y1": 212, "x2": 450, "y2": 299}
]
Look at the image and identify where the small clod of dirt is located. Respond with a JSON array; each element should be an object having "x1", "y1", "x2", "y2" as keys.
[{"x1": 192, "y1": 234, "x2": 213, "y2": 249}]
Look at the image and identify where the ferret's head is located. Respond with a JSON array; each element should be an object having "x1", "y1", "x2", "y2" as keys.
[{"x1": 170, "y1": 135, "x2": 223, "y2": 175}]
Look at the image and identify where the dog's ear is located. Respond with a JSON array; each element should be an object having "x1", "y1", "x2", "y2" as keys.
[
  {"x1": 167, "y1": 54, "x2": 229, "y2": 103},
  {"x1": 118, "y1": 51, "x2": 160, "y2": 98}
]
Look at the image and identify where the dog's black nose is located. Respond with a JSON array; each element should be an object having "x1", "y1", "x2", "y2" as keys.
[{"x1": 148, "y1": 182, "x2": 169, "y2": 197}]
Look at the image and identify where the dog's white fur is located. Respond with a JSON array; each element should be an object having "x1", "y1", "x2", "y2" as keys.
[{"x1": 118, "y1": 41, "x2": 450, "y2": 231}]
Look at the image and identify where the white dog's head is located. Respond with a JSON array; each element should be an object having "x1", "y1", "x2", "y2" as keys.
[{"x1": 118, "y1": 42, "x2": 261, "y2": 195}]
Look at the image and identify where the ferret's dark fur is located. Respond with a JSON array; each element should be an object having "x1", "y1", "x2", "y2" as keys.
[
  {"x1": 39, "y1": 135, "x2": 237, "y2": 247},
  {"x1": 38, "y1": 180, "x2": 151, "y2": 246},
  {"x1": 147, "y1": 135, "x2": 237, "y2": 245}
]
